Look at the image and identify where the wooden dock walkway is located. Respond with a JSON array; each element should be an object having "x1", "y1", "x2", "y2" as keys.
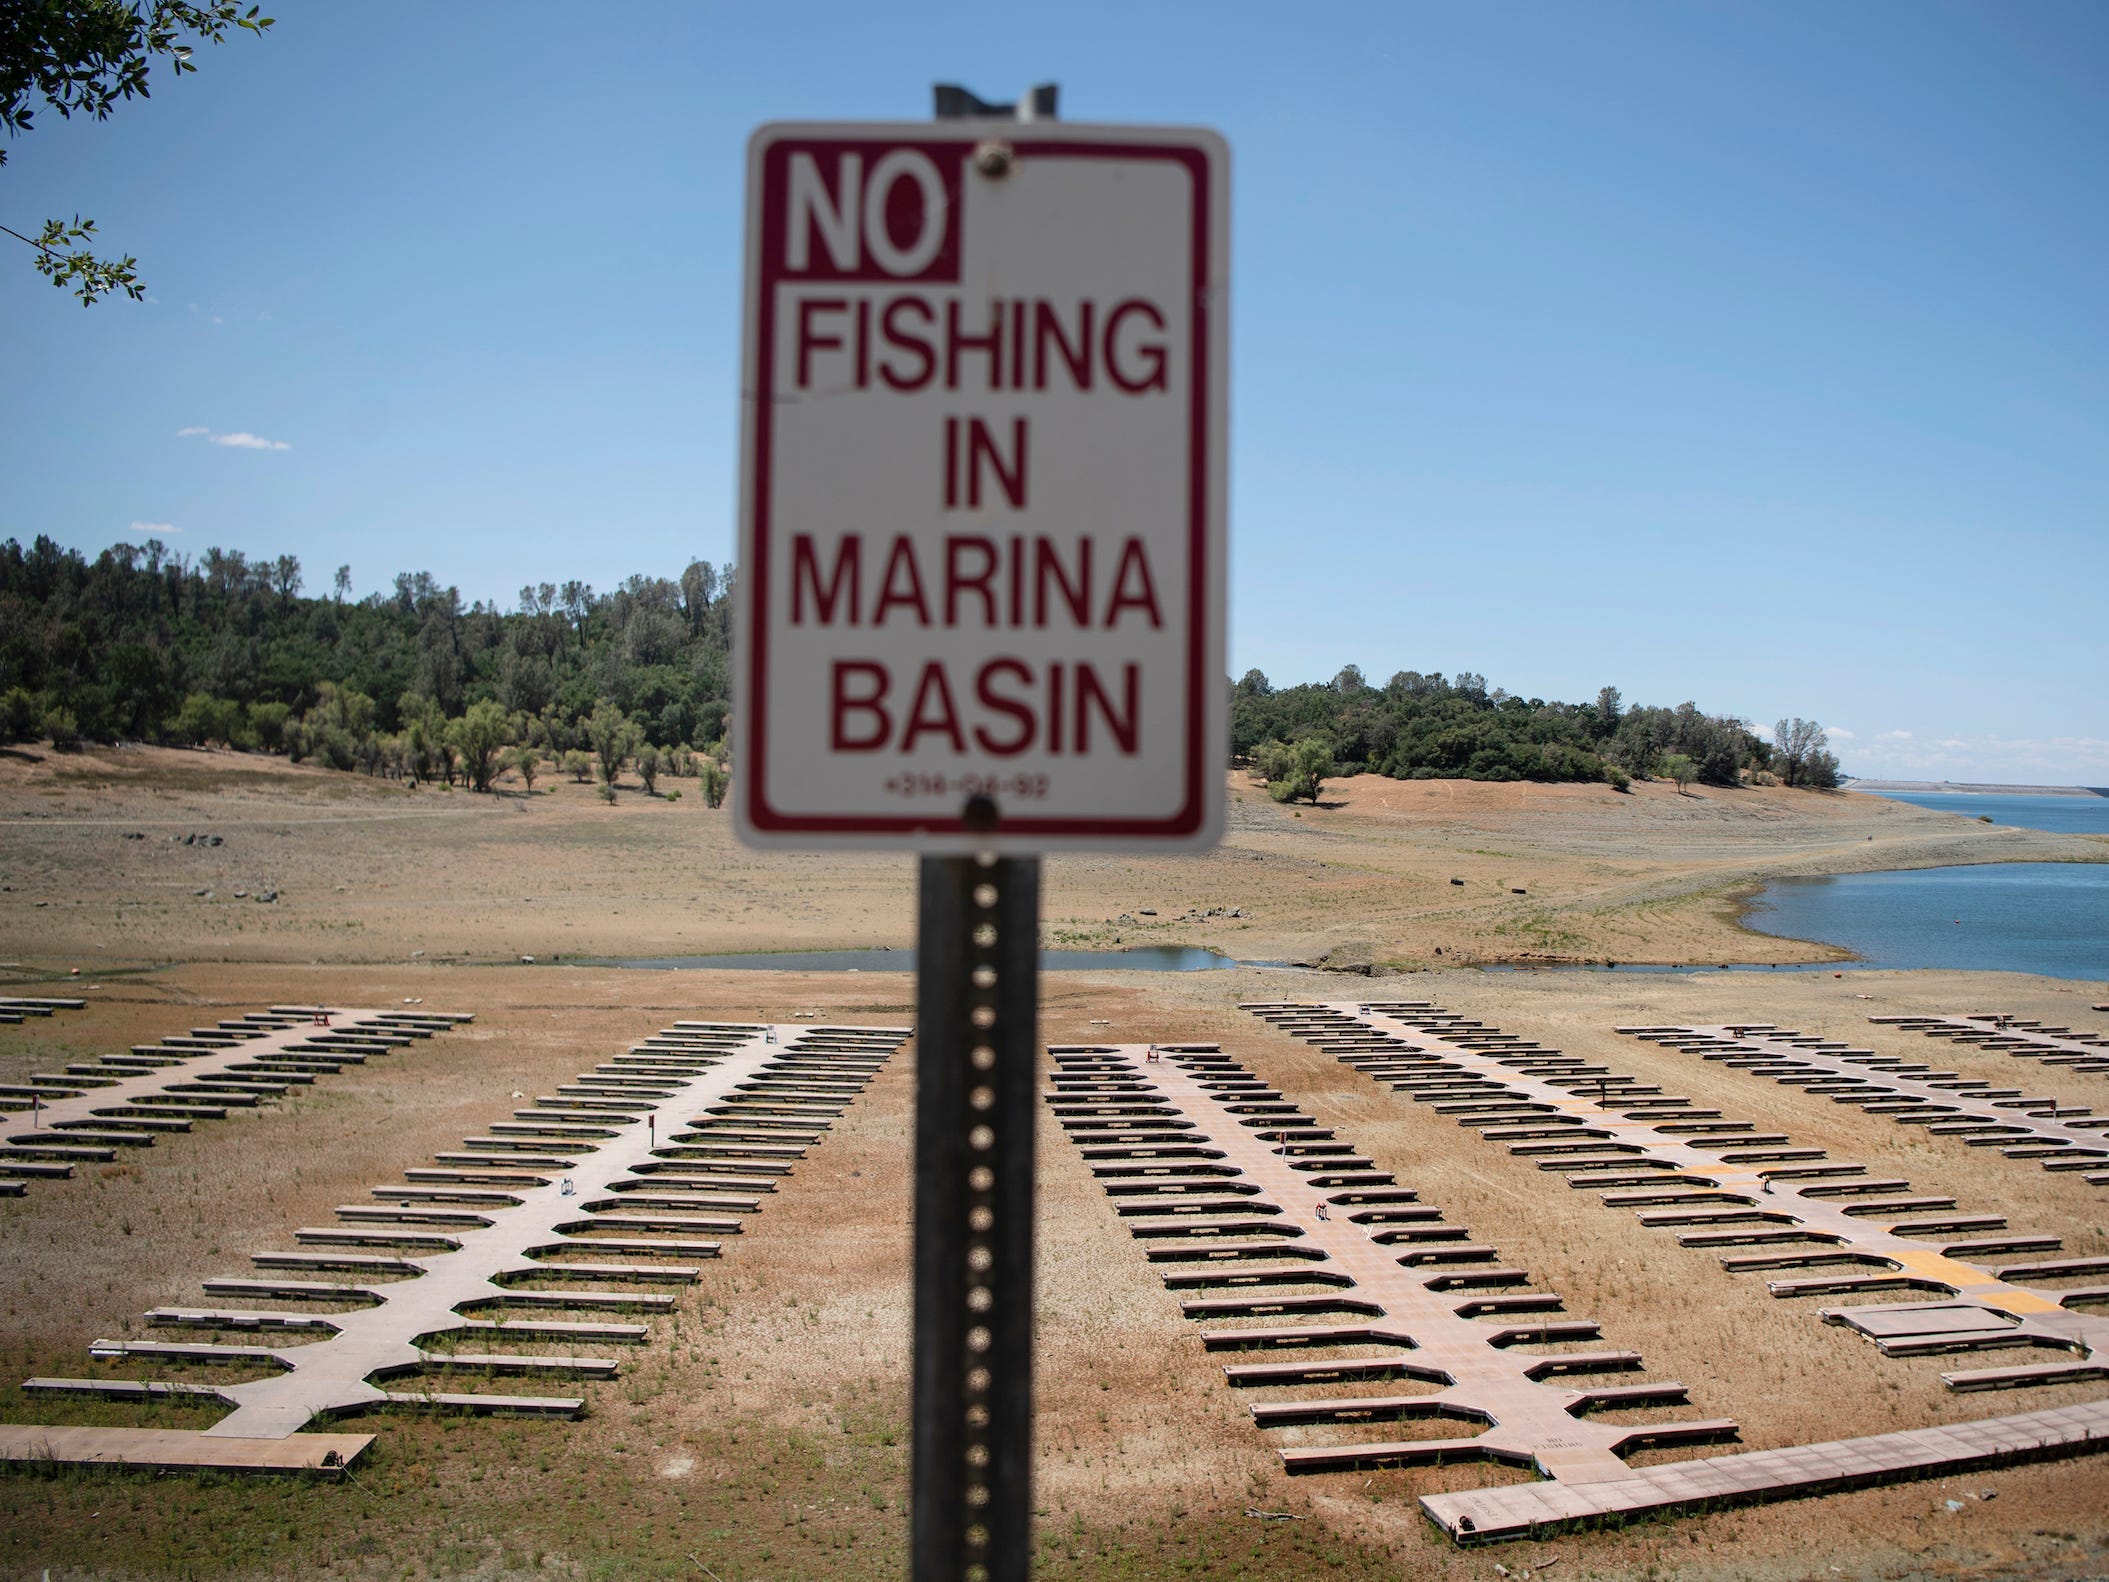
[{"x1": 2, "y1": 1021, "x2": 906, "y2": 1476}]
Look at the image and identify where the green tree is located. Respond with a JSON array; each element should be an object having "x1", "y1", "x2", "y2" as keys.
[
  {"x1": 1256, "y1": 735, "x2": 1333, "y2": 804},
  {"x1": 1593, "y1": 686, "x2": 1622, "y2": 738},
  {"x1": 700, "y1": 756, "x2": 730, "y2": 809},
  {"x1": 510, "y1": 744, "x2": 541, "y2": 792},
  {"x1": 1252, "y1": 737, "x2": 1292, "y2": 786},
  {"x1": 397, "y1": 692, "x2": 448, "y2": 783},
  {"x1": 268, "y1": 552, "x2": 300, "y2": 604},
  {"x1": 352, "y1": 729, "x2": 384, "y2": 776},
  {"x1": 3, "y1": 2, "x2": 275, "y2": 303},
  {"x1": 246, "y1": 698, "x2": 290, "y2": 751},
  {"x1": 169, "y1": 690, "x2": 246, "y2": 747},
  {"x1": 294, "y1": 680, "x2": 376, "y2": 772},
  {"x1": 586, "y1": 700, "x2": 639, "y2": 793},
  {"x1": 1773, "y1": 717, "x2": 1840, "y2": 789},
  {"x1": 0, "y1": 686, "x2": 38, "y2": 743},
  {"x1": 1660, "y1": 752, "x2": 1696, "y2": 794},
  {"x1": 307, "y1": 680, "x2": 376, "y2": 740},
  {"x1": 448, "y1": 698, "x2": 512, "y2": 793},
  {"x1": 39, "y1": 702, "x2": 79, "y2": 748}
]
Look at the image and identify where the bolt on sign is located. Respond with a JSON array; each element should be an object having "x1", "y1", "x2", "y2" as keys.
[{"x1": 735, "y1": 121, "x2": 1228, "y2": 852}]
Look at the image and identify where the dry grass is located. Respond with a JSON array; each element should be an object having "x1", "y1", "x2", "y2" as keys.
[{"x1": 0, "y1": 753, "x2": 2105, "y2": 1578}]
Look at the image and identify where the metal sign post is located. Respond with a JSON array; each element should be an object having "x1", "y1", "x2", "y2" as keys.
[
  {"x1": 733, "y1": 81, "x2": 1227, "y2": 1582},
  {"x1": 908, "y1": 85, "x2": 1069, "y2": 1580},
  {"x1": 910, "y1": 90, "x2": 1051, "y2": 1582},
  {"x1": 912, "y1": 837, "x2": 1038, "y2": 1579}
]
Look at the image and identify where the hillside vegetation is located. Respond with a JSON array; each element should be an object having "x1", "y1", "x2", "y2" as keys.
[
  {"x1": 1236, "y1": 667, "x2": 1835, "y2": 797},
  {"x1": 1, "y1": 535, "x2": 1838, "y2": 794}
]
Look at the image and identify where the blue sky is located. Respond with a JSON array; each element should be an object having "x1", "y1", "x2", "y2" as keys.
[{"x1": 4, "y1": 2, "x2": 2104, "y2": 781}]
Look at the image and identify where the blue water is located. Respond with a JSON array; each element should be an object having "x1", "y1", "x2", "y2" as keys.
[
  {"x1": 1862, "y1": 790, "x2": 2109, "y2": 835},
  {"x1": 1742, "y1": 863, "x2": 2109, "y2": 980},
  {"x1": 583, "y1": 946, "x2": 1248, "y2": 972}
]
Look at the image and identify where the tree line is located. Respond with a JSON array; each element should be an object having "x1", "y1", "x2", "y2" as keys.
[
  {"x1": 0, "y1": 535, "x2": 1840, "y2": 802},
  {"x1": 1234, "y1": 667, "x2": 1839, "y2": 802},
  {"x1": 0, "y1": 534, "x2": 733, "y2": 800}
]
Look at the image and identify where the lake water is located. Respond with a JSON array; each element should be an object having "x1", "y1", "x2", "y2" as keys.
[
  {"x1": 585, "y1": 945, "x2": 1247, "y2": 972},
  {"x1": 1742, "y1": 862, "x2": 2109, "y2": 981},
  {"x1": 1862, "y1": 790, "x2": 2109, "y2": 835}
]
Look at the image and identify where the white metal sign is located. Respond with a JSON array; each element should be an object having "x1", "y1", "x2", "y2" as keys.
[{"x1": 734, "y1": 121, "x2": 1228, "y2": 851}]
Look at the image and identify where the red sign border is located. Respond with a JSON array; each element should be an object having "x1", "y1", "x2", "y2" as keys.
[{"x1": 737, "y1": 126, "x2": 1224, "y2": 847}]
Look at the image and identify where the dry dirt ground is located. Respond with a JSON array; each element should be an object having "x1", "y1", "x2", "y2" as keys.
[
  {"x1": 2, "y1": 743, "x2": 2101, "y2": 973},
  {"x1": 1, "y1": 747, "x2": 2105, "y2": 1581}
]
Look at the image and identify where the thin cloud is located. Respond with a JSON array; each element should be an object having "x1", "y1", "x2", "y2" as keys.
[
  {"x1": 128, "y1": 521, "x2": 180, "y2": 536},
  {"x1": 178, "y1": 426, "x2": 292, "y2": 451},
  {"x1": 1843, "y1": 732, "x2": 2109, "y2": 782},
  {"x1": 1986, "y1": 735, "x2": 2109, "y2": 773},
  {"x1": 1878, "y1": 730, "x2": 1912, "y2": 742},
  {"x1": 1826, "y1": 727, "x2": 1856, "y2": 741}
]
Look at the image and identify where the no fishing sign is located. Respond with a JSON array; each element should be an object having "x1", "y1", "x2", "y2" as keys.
[{"x1": 734, "y1": 121, "x2": 1228, "y2": 852}]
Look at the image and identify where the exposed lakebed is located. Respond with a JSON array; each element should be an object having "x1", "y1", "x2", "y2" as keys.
[
  {"x1": 572, "y1": 863, "x2": 2108, "y2": 980},
  {"x1": 580, "y1": 945, "x2": 1257, "y2": 972}
]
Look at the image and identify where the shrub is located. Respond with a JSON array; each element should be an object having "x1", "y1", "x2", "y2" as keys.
[
  {"x1": 315, "y1": 727, "x2": 357, "y2": 772},
  {"x1": 1252, "y1": 738, "x2": 1292, "y2": 787},
  {"x1": 169, "y1": 692, "x2": 250, "y2": 749},
  {"x1": 40, "y1": 705, "x2": 80, "y2": 750},
  {"x1": 0, "y1": 687, "x2": 38, "y2": 744},
  {"x1": 1605, "y1": 764, "x2": 1631, "y2": 793},
  {"x1": 248, "y1": 700, "x2": 292, "y2": 752},
  {"x1": 701, "y1": 758, "x2": 730, "y2": 809}
]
